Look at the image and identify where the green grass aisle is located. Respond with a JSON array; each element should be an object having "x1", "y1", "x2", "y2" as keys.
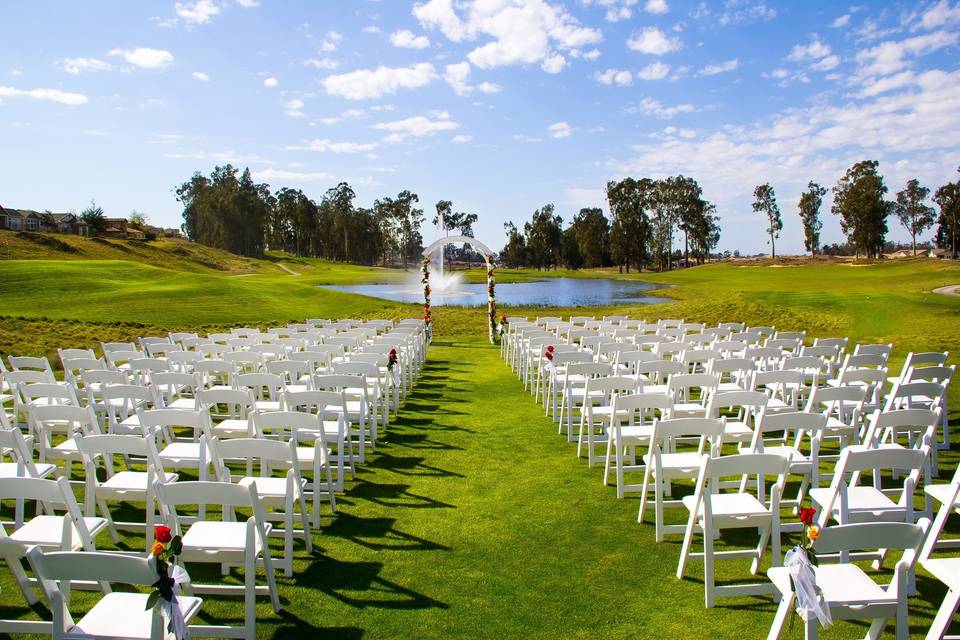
[{"x1": 243, "y1": 339, "x2": 942, "y2": 639}]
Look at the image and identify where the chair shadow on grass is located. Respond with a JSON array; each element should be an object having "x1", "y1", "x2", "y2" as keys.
[
  {"x1": 367, "y1": 453, "x2": 465, "y2": 478},
  {"x1": 385, "y1": 431, "x2": 466, "y2": 451},
  {"x1": 346, "y1": 478, "x2": 456, "y2": 510},
  {"x1": 321, "y1": 513, "x2": 452, "y2": 552},
  {"x1": 301, "y1": 556, "x2": 449, "y2": 611}
]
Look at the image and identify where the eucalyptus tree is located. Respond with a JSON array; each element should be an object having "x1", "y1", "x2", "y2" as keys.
[
  {"x1": 832, "y1": 160, "x2": 892, "y2": 259},
  {"x1": 934, "y1": 168, "x2": 960, "y2": 258},
  {"x1": 797, "y1": 181, "x2": 827, "y2": 255},
  {"x1": 894, "y1": 178, "x2": 935, "y2": 256},
  {"x1": 752, "y1": 183, "x2": 782, "y2": 258},
  {"x1": 606, "y1": 177, "x2": 652, "y2": 272}
]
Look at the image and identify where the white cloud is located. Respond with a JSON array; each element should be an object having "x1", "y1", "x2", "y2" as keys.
[
  {"x1": 548, "y1": 121, "x2": 572, "y2": 138},
  {"x1": 374, "y1": 113, "x2": 459, "y2": 140},
  {"x1": 859, "y1": 69, "x2": 916, "y2": 96},
  {"x1": 595, "y1": 68, "x2": 633, "y2": 85},
  {"x1": 767, "y1": 68, "x2": 789, "y2": 79},
  {"x1": 627, "y1": 27, "x2": 682, "y2": 55},
  {"x1": 0, "y1": 85, "x2": 88, "y2": 105},
  {"x1": 236, "y1": 0, "x2": 259, "y2": 7},
  {"x1": 174, "y1": 0, "x2": 219, "y2": 25},
  {"x1": 513, "y1": 134, "x2": 543, "y2": 142},
  {"x1": 286, "y1": 139, "x2": 379, "y2": 153},
  {"x1": 916, "y1": 0, "x2": 960, "y2": 30},
  {"x1": 304, "y1": 58, "x2": 338, "y2": 70},
  {"x1": 322, "y1": 63, "x2": 437, "y2": 100},
  {"x1": 284, "y1": 98, "x2": 305, "y2": 117},
  {"x1": 108, "y1": 48, "x2": 174, "y2": 69},
  {"x1": 61, "y1": 57, "x2": 111, "y2": 75},
  {"x1": 856, "y1": 30, "x2": 958, "y2": 76},
  {"x1": 445, "y1": 62, "x2": 500, "y2": 95},
  {"x1": 451, "y1": 134, "x2": 472, "y2": 143},
  {"x1": 254, "y1": 169, "x2": 333, "y2": 182},
  {"x1": 637, "y1": 61, "x2": 670, "y2": 80},
  {"x1": 645, "y1": 0, "x2": 669, "y2": 15},
  {"x1": 192, "y1": 71, "x2": 210, "y2": 81},
  {"x1": 390, "y1": 29, "x2": 431, "y2": 49},
  {"x1": 810, "y1": 54, "x2": 840, "y2": 71},
  {"x1": 263, "y1": 77, "x2": 278, "y2": 87},
  {"x1": 699, "y1": 58, "x2": 739, "y2": 75},
  {"x1": 363, "y1": 25, "x2": 382, "y2": 34},
  {"x1": 831, "y1": 14, "x2": 851, "y2": 28},
  {"x1": 541, "y1": 53, "x2": 567, "y2": 74},
  {"x1": 9, "y1": 68, "x2": 22, "y2": 76},
  {"x1": 716, "y1": 1, "x2": 776, "y2": 26},
  {"x1": 414, "y1": 0, "x2": 601, "y2": 72},
  {"x1": 627, "y1": 97, "x2": 694, "y2": 118},
  {"x1": 787, "y1": 39, "x2": 832, "y2": 62},
  {"x1": 317, "y1": 117, "x2": 342, "y2": 125},
  {"x1": 605, "y1": 6, "x2": 632, "y2": 22}
]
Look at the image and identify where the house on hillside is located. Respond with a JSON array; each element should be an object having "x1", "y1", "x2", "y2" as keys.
[
  {"x1": 0, "y1": 206, "x2": 88, "y2": 235},
  {"x1": 102, "y1": 218, "x2": 145, "y2": 240}
]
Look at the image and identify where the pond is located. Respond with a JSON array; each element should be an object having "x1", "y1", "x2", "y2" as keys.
[{"x1": 322, "y1": 277, "x2": 670, "y2": 307}]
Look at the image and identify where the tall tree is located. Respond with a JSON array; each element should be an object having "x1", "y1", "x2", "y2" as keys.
[
  {"x1": 894, "y1": 178, "x2": 936, "y2": 256},
  {"x1": 570, "y1": 207, "x2": 610, "y2": 268},
  {"x1": 560, "y1": 224, "x2": 583, "y2": 269},
  {"x1": 688, "y1": 200, "x2": 721, "y2": 264},
  {"x1": 501, "y1": 221, "x2": 527, "y2": 267},
  {"x1": 392, "y1": 190, "x2": 424, "y2": 269},
  {"x1": 671, "y1": 176, "x2": 704, "y2": 267},
  {"x1": 797, "y1": 181, "x2": 826, "y2": 255},
  {"x1": 934, "y1": 168, "x2": 960, "y2": 259},
  {"x1": 606, "y1": 177, "x2": 652, "y2": 273},
  {"x1": 752, "y1": 183, "x2": 782, "y2": 258},
  {"x1": 832, "y1": 160, "x2": 892, "y2": 259},
  {"x1": 523, "y1": 203, "x2": 563, "y2": 270},
  {"x1": 80, "y1": 200, "x2": 106, "y2": 233}
]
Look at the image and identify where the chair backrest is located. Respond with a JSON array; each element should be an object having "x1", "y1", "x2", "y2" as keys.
[
  {"x1": 611, "y1": 392, "x2": 675, "y2": 421},
  {"x1": 853, "y1": 342, "x2": 893, "y2": 361},
  {"x1": 0, "y1": 428, "x2": 50, "y2": 477},
  {"x1": 197, "y1": 388, "x2": 255, "y2": 419},
  {"x1": 30, "y1": 404, "x2": 101, "y2": 437},
  {"x1": 706, "y1": 390, "x2": 768, "y2": 416},
  {"x1": 5, "y1": 370, "x2": 56, "y2": 386},
  {"x1": 565, "y1": 362, "x2": 613, "y2": 380},
  {"x1": 863, "y1": 408, "x2": 940, "y2": 448},
  {"x1": 75, "y1": 432, "x2": 164, "y2": 474},
  {"x1": 22, "y1": 382, "x2": 79, "y2": 406},
  {"x1": 650, "y1": 416, "x2": 725, "y2": 456},
  {"x1": 235, "y1": 373, "x2": 285, "y2": 400},
  {"x1": 884, "y1": 380, "x2": 946, "y2": 411},
  {"x1": 81, "y1": 369, "x2": 128, "y2": 388},
  {"x1": 156, "y1": 481, "x2": 269, "y2": 542},
  {"x1": 906, "y1": 364, "x2": 955, "y2": 385},
  {"x1": 210, "y1": 436, "x2": 299, "y2": 482},
  {"x1": 667, "y1": 373, "x2": 719, "y2": 402},
  {"x1": 8, "y1": 355, "x2": 54, "y2": 374},
  {"x1": 748, "y1": 409, "x2": 827, "y2": 453},
  {"x1": 251, "y1": 409, "x2": 325, "y2": 442}
]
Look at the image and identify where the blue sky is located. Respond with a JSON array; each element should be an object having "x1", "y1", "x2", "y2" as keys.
[{"x1": 2, "y1": 0, "x2": 959, "y2": 254}]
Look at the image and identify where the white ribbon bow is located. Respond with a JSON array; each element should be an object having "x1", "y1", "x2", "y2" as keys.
[
  {"x1": 784, "y1": 546, "x2": 832, "y2": 628},
  {"x1": 161, "y1": 564, "x2": 192, "y2": 640}
]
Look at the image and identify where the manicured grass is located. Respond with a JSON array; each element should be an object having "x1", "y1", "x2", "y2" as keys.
[{"x1": 2, "y1": 239, "x2": 960, "y2": 637}]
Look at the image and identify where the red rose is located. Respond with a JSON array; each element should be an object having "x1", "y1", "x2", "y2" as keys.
[
  {"x1": 798, "y1": 507, "x2": 816, "y2": 526},
  {"x1": 389, "y1": 348, "x2": 397, "y2": 357},
  {"x1": 155, "y1": 525, "x2": 172, "y2": 543},
  {"x1": 501, "y1": 315, "x2": 507, "y2": 322},
  {"x1": 545, "y1": 351, "x2": 553, "y2": 360},
  {"x1": 547, "y1": 345, "x2": 555, "y2": 352}
]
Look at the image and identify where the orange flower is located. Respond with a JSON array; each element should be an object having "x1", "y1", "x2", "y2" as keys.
[
  {"x1": 151, "y1": 541, "x2": 166, "y2": 556},
  {"x1": 806, "y1": 525, "x2": 821, "y2": 542}
]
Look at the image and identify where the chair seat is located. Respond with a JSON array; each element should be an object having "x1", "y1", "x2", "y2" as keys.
[
  {"x1": 212, "y1": 419, "x2": 249, "y2": 438},
  {"x1": 809, "y1": 486, "x2": 901, "y2": 521},
  {"x1": 681, "y1": 492, "x2": 770, "y2": 522},
  {"x1": 72, "y1": 591, "x2": 202, "y2": 639},
  {"x1": 721, "y1": 421, "x2": 754, "y2": 442},
  {"x1": 102, "y1": 470, "x2": 177, "y2": 492},
  {"x1": 925, "y1": 483, "x2": 960, "y2": 509},
  {"x1": 295, "y1": 446, "x2": 330, "y2": 467},
  {"x1": 0, "y1": 461, "x2": 56, "y2": 478},
  {"x1": 159, "y1": 443, "x2": 202, "y2": 465},
  {"x1": 254, "y1": 400, "x2": 282, "y2": 412},
  {"x1": 610, "y1": 424, "x2": 654, "y2": 443},
  {"x1": 163, "y1": 397, "x2": 197, "y2": 411},
  {"x1": 922, "y1": 557, "x2": 960, "y2": 592},
  {"x1": 10, "y1": 515, "x2": 108, "y2": 549},
  {"x1": 738, "y1": 445, "x2": 811, "y2": 468},
  {"x1": 672, "y1": 402, "x2": 707, "y2": 416},
  {"x1": 643, "y1": 451, "x2": 703, "y2": 474},
  {"x1": 768, "y1": 563, "x2": 892, "y2": 606},
  {"x1": 181, "y1": 520, "x2": 269, "y2": 555},
  {"x1": 237, "y1": 476, "x2": 300, "y2": 499}
]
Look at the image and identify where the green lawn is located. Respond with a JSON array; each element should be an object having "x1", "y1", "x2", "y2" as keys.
[{"x1": 1, "y1": 238, "x2": 960, "y2": 638}]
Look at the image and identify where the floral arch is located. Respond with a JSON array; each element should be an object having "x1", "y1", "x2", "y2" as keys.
[{"x1": 421, "y1": 235, "x2": 499, "y2": 344}]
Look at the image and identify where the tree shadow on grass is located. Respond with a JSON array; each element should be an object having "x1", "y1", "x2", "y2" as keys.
[
  {"x1": 367, "y1": 452, "x2": 465, "y2": 478},
  {"x1": 302, "y1": 557, "x2": 449, "y2": 611},
  {"x1": 322, "y1": 513, "x2": 452, "y2": 552},
  {"x1": 346, "y1": 479, "x2": 456, "y2": 510}
]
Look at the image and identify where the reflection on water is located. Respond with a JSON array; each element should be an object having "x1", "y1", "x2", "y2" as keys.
[{"x1": 322, "y1": 277, "x2": 670, "y2": 307}]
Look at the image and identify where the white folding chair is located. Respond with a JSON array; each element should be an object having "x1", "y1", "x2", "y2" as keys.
[
  {"x1": 603, "y1": 392, "x2": 674, "y2": 498},
  {"x1": 677, "y1": 452, "x2": 789, "y2": 607},
  {"x1": 766, "y1": 520, "x2": 929, "y2": 640},
  {"x1": 156, "y1": 480, "x2": 280, "y2": 640},
  {"x1": 25, "y1": 547, "x2": 202, "y2": 640}
]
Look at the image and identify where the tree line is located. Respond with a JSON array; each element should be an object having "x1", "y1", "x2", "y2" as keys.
[
  {"x1": 500, "y1": 176, "x2": 721, "y2": 272},
  {"x1": 754, "y1": 161, "x2": 960, "y2": 260},
  {"x1": 176, "y1": 164, "x2": 473, "y2": 267}
]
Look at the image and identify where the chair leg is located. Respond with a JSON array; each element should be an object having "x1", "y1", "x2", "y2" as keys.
[
  {"x1": 298, "y1": 492, "x2": 313, "y2": 553},
  {"x1": 866, "y1": 616, "x2": 889, "y2": 640},
  {"x1": 603, "y1": 437, "x2": 614, "y2": 486},
  {"x1": 676, "y1": 517, "x2": 697, "y2": 579},
  {"x1": 703, "y1": 526, "x2": 715, "y2": 608},
  {"x1": 766, "y1": 593, "x2": 794, "y2": 640},
  {"x1": 752, "y1": 524, "x2": 771, "y2": 575},
  {"x1": 927, "y1": 587, "x2": 960, "y2": 640}
]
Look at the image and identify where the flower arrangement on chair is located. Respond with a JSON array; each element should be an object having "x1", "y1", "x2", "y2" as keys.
[
  {"x1": 783, "y1": 506, "x2": 831, "y2": 629},
  {"x1": 421, "y1": 255, "x2": 432, "y2": 339},
  {"x1": 497, "y1": 314, "x2": 508, "y2": 338},
  {"x1": 147, "y1": 525, "x2": 191, "y2": 640},
  {"x1": 387, "y1": 348, "x2": 400, "y2": 385}
]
